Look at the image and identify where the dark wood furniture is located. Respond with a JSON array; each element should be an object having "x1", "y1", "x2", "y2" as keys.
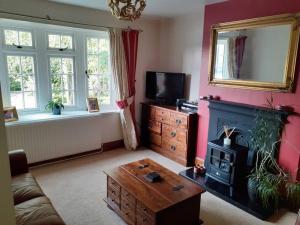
[
  {"x1": 141, "y1": 103, "x2": 198, "y2": 166},
  {"x1": 104, "y1": 158, "x2": 205, "y2": 225},
  {"x1": 205, "y1": 139, "x2": 248, "y2": 197}
]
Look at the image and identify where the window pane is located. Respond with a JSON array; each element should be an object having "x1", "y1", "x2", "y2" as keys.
[
  {"x1": 62, "y1": 58, "x2": 73, "y2": 74},
  {"x1": 7, "y1": 56, "x2": 21, "y2": 74},
  {"x1": 62, "y1": 75, "x2": 74, "y2": 90},
  {"x1": 63, "y1": 91, "x2": 74, "y2": 105},
  {"x1": 88, "y1": 90, "x2": 99, "y2": 99},
  {"x1": 21, "y1": 56, "x2": 34, "y2": 74},
  {"x1": 87, "y1": 55, "x2": 99, "y2": 74},
  {"x1": 23, "y1": 75, "x2": 35, "y2": 91},
  {"x1": 19, "y1": 31, "x2": 32, "y2": 46},
  {"x1": 49, "y1": 34, "x2": 60, "y2": 48},
  {"x1": 88, "y1": 75, "x2": 99, "y2": 90},
  {"x1": 24, "y1": 92, "x2": 36, "y2": 108},
  {"x1": 50, "y1": 58, "x2": 62, "y2": 75},
  {"x1": 99, "y1": 75, "x2": 110, "y2": 104},
  {"x1": 9, "y1": 74, "x2": 22, "y2": 91},
  {"x1": 99, "y1": 50, "x2": 108, "y2": 74},
  {"x1": 87, "y1": 38, "x2": 98, "y2": 53},
  {"x1": 11, "y1": 92, "x2": 23, "y2": 109},
  {"x1": 51, "y1": 75, "x2": 62, "y2": 92},
  {"x1": 4, "y1": 30, "x2": 18, "y2": 45},
  {"x1": 61, "y1": 35, "x2": 72, "y2": 49}
]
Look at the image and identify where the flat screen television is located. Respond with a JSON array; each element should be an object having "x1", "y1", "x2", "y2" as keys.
[{"x1": 146, "y1": 71, "x2": 185, "y2": 105}]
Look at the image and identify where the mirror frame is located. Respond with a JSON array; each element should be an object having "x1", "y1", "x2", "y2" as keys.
[{"x1": 208, "y1": 14, "x2": 300, "y2": 92}]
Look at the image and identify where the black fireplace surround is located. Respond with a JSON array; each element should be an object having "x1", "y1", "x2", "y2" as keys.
[{"x1": 180, "y1": 99, "x2": 287, "y2": 220}]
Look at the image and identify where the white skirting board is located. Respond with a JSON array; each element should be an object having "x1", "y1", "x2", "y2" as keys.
[{"x1": 6, "y1": 112, "x2": 123, "y2": 163}]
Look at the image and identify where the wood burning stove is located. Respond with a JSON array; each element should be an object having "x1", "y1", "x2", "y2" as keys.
[{"x1": 205, "y1": 139, "x2": 248, "y2": 197}]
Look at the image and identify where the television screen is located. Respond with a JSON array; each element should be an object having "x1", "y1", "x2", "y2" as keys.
[{"x1": 146, "y1": 71, "x2": 185, "y2": 104}]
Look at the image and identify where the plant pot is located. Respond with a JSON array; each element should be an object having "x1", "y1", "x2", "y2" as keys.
[
  {"x1": 247, "y1": 178, "x2": 259, "y2": 202},
  {"x1": 53, "y1": 107, "x2": 61, "y2": 115}
]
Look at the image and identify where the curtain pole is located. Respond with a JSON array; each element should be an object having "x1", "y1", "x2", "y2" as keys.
[{"x1": 0, "y1": 10, "x2": 143, "y2": 32}]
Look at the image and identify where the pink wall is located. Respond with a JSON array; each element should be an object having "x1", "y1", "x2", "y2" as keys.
[{"x1": 197, "y1": 0, "x2": 300, "y2": 180}]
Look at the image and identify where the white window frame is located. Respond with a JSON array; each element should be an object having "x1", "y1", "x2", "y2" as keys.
[
  {"x1": 2, "y1": 27, "x2": 36, "y2": 50},
  {"x1": 4, "y1": 53, "x2": 39, "y2": 111},
  {"x1": 0, "y1": 19, "x2": 116, "y2": 115},
  {"x1": 47, "y1": 55, "x2": 77, "y2": 108},
  {"x1": 46, "y1": 31, "x2": 75, "y2": 52},
  {"x1": 85, "y1": 32, "x2": 115, "y2": 110}
]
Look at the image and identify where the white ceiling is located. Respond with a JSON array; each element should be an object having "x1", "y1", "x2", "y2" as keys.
[{"x1": 50, "y1": 0, "x2": 226, "y2": 18}]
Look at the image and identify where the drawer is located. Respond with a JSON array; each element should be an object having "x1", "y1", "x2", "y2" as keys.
[
  {"x1": 108, "y1": 177, "x2": 121, "y2": 193},
  {"x1": 148, "y1": 120, "x2": 161, "y2": 134},
  {"x1": 162, "y1": 140, "x2": 187, "y2": 158},
  {"x1": 149, "y1": 107, "x2": 156, "y2": 119},
  {"x1": 121, "y1": 189, "x2": 135, "y2": 204},
  {"x1": 121, "y1": 207, "x2": 135, "y2": 225},
  {"x1": 149, "y1": 132, "x2": 162, "y2": 146},
  {"x1": 155, "y1": 108, "x2": 170, "y2": 118},
  {"x1": 137, "y1": 201, "x2": 155, "y2": 220},
  {"x1": 162, "y1": 124, "x2": 187, "y2": 144},
  {"x1": 121, "y1": 197, "x2": 136, "y2": 211},
  {"x1": 108, "y1": 187, "x2": 121, "y2": 205},
  {"x1": 136, "y1": 211, "x2": 155, "y2": 225},
  {"x1": 170, "y1": 112, "x2": 188, "y2": 129}
]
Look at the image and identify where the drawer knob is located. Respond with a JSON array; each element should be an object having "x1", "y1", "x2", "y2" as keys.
[
  {"x1": 171, "y1": 145, "x2": 176, "y2": 151},
  {"x1": 216, "y1": 172, "x2": 220, "y2": 176},
  {"x1": 112, "y1": 190, "x2": 115, "y2": 194},
  {"x1": 170, "y1": 131, "x2": 176, "y2": 137},
  {"x1": 143, "y1": 208, "x2": 147, "y2": 211},
  {"x1": 176, "y1": 119, "x2": 182, "y2": 124}
]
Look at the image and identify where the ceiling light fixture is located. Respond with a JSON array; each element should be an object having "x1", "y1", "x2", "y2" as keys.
[{"x1": 107, "y1": 0, "x2": 146, "y2": 21}]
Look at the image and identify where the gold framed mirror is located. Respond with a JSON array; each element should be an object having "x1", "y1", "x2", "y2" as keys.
[{"x1": 208, "y1": 14, "x2": 300, "y2": 92}]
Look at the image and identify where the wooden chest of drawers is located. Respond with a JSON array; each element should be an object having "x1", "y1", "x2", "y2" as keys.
[
  {"x1": 104, "y1": 158, "x2": 205, "y2": 225},
  {"x1": 141, "y1": 103, "x2": 198, "y2": 166}
]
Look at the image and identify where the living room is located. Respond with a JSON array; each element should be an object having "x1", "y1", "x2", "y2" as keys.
[{"x1": 0, "y1": 0, "x2": 300, "y2": 225}]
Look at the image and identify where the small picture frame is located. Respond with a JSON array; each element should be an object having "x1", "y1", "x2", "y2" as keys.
[
  {"x1": 87, "y1": 98, "x2": 99, "y2": 113},
  {"x1": 3, "y1": 106, "x2": 18, "y2": 122}
]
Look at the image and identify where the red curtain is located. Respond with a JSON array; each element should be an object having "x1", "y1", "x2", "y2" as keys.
[
  {"x1": 122, "y1": 30, "x2": 139, "y2": 122},
  {"x1": 235, "y1": 36, "x2": 247, "y2": 78}
]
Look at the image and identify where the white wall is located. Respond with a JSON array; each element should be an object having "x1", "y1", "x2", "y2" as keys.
[
  {"x1": 0, "y1": 85, "x2": 16, "y2": 225},
  {"x1": 158, "y1": 10, "x2": 204, "y2": 101}
]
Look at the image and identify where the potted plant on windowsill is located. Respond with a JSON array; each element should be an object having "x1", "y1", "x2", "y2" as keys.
[
  {"x1": 248, "y1": 96, "x2": 300, "y2": 211},
  {"x1": 45, "y1": 98, "x2": 64, "y2": 115}
]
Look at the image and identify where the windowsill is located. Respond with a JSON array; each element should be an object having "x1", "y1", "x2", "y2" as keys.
[{"x1": 5, "y1": 109, "x2": 120, "y2": 126}]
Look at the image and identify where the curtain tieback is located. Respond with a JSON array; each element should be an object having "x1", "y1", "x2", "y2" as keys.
[{"x1": 116, "y1": 96, "x2": 134, "y2": 109}]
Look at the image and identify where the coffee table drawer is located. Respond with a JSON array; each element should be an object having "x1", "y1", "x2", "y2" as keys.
[
  {"x1": 121, "y1": 189, "x2": 135, "y2": 204},
  {"x1": 136, "y1": 212, "x2": 155, "y2": 225},
  {"x1": 108, "y1": 176, "x2": 121, "y2": 192},
  {"x1": 137, "y1": 201, "x2": 155, "y2": 221},
  {"x1": 108, "y1": 187, "x2": 120, "y2": 205},
  {"x1": 121, "y1": 209, "x2": 135, "y2": 225}
]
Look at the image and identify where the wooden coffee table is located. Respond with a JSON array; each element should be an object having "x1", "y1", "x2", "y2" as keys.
[{"x1": 104, "y1": 158, "x2": 205, "y2": 225}]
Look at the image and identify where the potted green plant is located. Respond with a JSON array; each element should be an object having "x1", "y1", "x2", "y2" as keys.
[
  {"x1": 45, "y1": 98, "x2": 64, "y2": 115},
  {"x1": 248, "y1": 96, "x2": 300, "y2": 210}
]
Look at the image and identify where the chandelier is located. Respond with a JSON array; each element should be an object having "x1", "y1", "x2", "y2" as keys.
[{"x1": 107, "y1": 0, "x2": 146, "y2": 21}]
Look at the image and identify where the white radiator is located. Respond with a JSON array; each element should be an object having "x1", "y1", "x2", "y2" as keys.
[{"x1": 6, "y1": 112, "x2": 123, "y2": 163}]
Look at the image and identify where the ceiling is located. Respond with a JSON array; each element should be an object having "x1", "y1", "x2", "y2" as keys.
[{"x1": 50, "y1": 0, "x2": 226, "y2": 18}]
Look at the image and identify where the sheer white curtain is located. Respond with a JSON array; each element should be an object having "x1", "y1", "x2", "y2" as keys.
[{"x1": 109, "y1": 28, "x2": 138, "y2": 150}]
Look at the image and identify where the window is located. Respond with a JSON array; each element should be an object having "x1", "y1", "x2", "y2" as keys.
[
  {"x1": 86, "y1": 37, "x2": 110, "y2": 104},
  {"x1": 4, "y1": 29, "x2": 33, "y2": 47},
  {"x1": 48, "y1": 33, "x2": 73, "y2": 50},
  {"x1": 0, "y1": 19, "x2": 114, "y2": 114},
  {"x1": 6, "y1": 55, "x2": 37, "y2": 109},
  {"x1": 49, "y1": 57, "x2": 75, "y2": 105}
]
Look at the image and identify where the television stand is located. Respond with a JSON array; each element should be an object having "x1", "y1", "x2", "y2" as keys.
[{"x1": 141, "y1": 103, "x2": 198, "y2": 166}]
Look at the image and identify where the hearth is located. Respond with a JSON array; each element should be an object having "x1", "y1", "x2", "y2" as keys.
[{"x1": 180, "y1": 99, "x2": 288, "y2": 220}]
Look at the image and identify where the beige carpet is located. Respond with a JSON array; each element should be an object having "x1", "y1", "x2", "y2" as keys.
[{"x1": 31, "y1": 148, "x2": 297, "y2": 225}]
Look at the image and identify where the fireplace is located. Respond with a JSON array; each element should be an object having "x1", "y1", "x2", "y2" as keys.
[{"x1": 180, "y1": 99, "x2": 287, "y2": 220}]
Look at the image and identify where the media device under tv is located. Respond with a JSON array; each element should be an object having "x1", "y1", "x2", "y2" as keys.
[{"x1": 146, "y1": 71, "x2": 185, "y2": 105}]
